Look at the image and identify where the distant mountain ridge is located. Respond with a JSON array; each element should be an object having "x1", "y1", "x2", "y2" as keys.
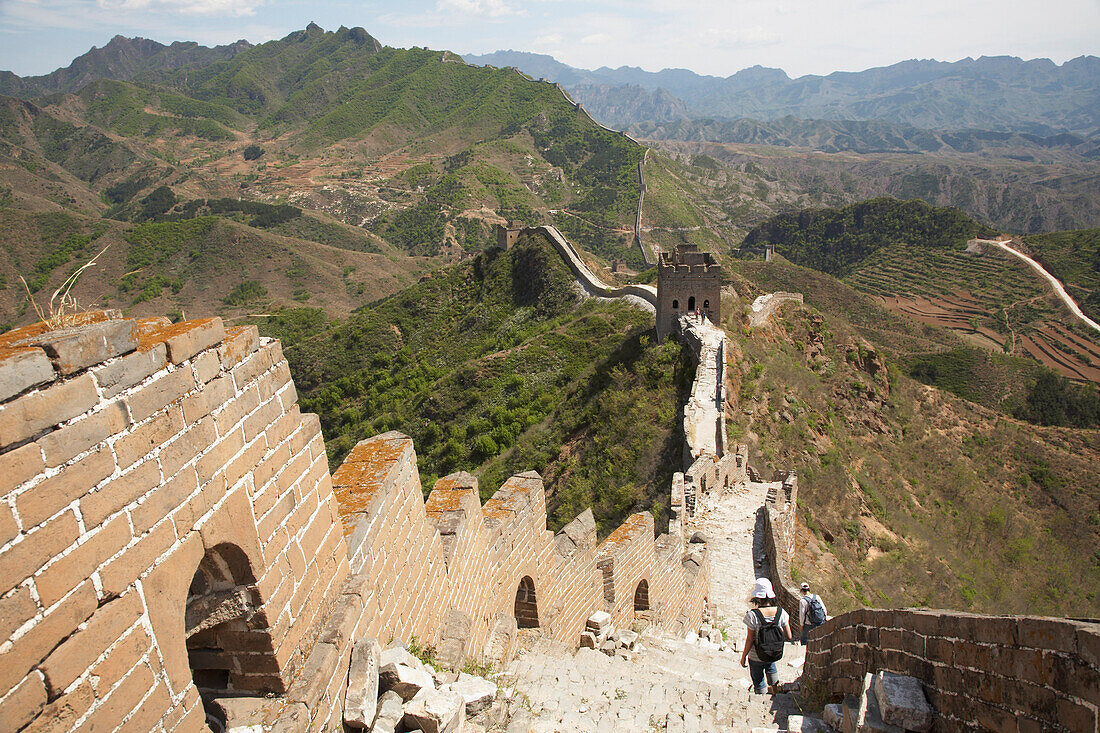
[
  {"x1": 628, "y1": 117, "x2": 1100, "y2": 157},
  {"x1": 464, "y1": 50, "x2": 1100, "y2": 137},
  {"x1": 0, "y1": 35, "x2": 252, "y2": 98}
]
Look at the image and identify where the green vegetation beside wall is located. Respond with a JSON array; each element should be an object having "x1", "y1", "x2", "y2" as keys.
[
  {"x1": 743, "y1": 197, "x2": 998, "y2": 277},
  {"x1": 727, "y1": 301, "x2": 1100, "y2": 618},
  {"x1": 272, "y1": 236, "x2": 676, "y2": 534}
]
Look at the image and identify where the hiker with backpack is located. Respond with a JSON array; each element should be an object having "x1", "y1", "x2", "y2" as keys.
[
  {"x1": 739, "y1": 578, "x2": 792, "y2": 694},
  {"x1": 799, "y1": 582, "x2": 828, "y2": 645}
]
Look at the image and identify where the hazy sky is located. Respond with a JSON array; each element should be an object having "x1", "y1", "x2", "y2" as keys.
[{"x1": 1, "y1": 0, "x2": 1097, "y2": 78}]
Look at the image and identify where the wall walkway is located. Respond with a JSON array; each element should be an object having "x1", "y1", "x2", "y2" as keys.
[{"x1": 527, "y1": 225, "x2": 658, "y2": 310}]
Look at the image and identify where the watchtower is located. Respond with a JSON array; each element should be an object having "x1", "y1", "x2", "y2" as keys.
[
  {"x1": 656, "y1": 244, "x2": 722, "y2": 341},
  {"x1": 496, "y1": 221, "x2": 525, "y2": 250}
]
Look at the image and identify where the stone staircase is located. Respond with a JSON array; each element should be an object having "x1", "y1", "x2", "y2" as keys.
[{"x1": 486, "y1": 629, "x2": 809, "y2": 732}]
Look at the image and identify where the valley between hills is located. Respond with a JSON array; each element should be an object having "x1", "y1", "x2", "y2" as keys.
[{"x1": 1, "y1": 25, "x2": 1098, "y2": 617}]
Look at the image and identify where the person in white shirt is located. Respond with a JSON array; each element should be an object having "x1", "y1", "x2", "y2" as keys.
[
  {"x1": 798, "y1": 581, "x2": 828, "y2": 645},
  {"x1": 739, "y1": 578, "x2": 792, "y2": 694}
]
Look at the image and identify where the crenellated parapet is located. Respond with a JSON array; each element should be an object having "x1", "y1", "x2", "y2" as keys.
[{"x1": 0, "y1": 313, "x2": 710, "y2": 732}]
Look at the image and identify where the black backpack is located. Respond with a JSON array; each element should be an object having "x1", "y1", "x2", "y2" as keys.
[
  {"x1": 807, "y1": 595, "x2": 826, "y2": 626},
  {"x1": 752, "y1": 609, "x2": 785, "y2": 663}
]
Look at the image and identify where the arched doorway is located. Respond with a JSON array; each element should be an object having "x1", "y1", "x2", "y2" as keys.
[
  {"x1": 688, "y1": 296, "x2": 696, "y2": 311},
  {"x1": 186, "y1": 544, "x2": 282, "y2": 730},
  {"x1": 514, "y1": 576, "x2": 539, "y2": 628},
  {"x1": 634, "y1": 579, "x2": 650, "y2": 613}
]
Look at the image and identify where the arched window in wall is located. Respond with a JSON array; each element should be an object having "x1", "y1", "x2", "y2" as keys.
[
  {"x1": 515, "y1": 576, "x2": 539, "y2": 628},
  {"x1": 672, "y1": 299, "x2": 679, "y2": 309},
  {"x1": 187, "y1": 544, "x2": 282, "y2": 730}
]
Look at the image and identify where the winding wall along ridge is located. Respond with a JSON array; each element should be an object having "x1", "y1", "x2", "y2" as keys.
[{"x1": 527, "y1": 225, "x2": 658, "y2": 309}]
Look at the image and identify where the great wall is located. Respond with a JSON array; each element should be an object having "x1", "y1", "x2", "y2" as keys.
[{"x1": 0, "y1": 231, "x2": 1097, "y2": 732}]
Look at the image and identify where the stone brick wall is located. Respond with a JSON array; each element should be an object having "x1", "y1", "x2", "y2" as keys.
[
  {"x1": 332, "y1": 433, "x2": 710, "y2": 659},
  {"x1": 802, "y1": 608, "x2": 1100, "y2": 732},
  {"x1": 0, "y1": 312, "x2": 712, "y2": 732},
  {"x1": 758, "y1": 470, "x2": 802, "y2": 633},
  {"x1": 0, "y1": 312, "x2": 346, "y2": 732}
]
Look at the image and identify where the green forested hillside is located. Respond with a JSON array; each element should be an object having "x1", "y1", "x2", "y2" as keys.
[
  {"x1": 274, "y1": 236, "x2": 683, "y2": 535},
  {"x1": 0, "y1": 24, "x2": 647, "y2": 327},
  {"x1": 742, "y1": 197, "x2": 997, "y2": 277}
]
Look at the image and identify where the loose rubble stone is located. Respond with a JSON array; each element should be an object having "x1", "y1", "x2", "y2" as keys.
[
  {"x1": 579, "y1": 631, "x2": 597, "y2": 648},
  {"x1": 404, "y1": 687, "x2": 466, "y2": 733},
  {"x1": 210, "y1": 696, "x2": 277, "y2": 731},
  {"x1": 823, "y1": 703, "x2": 843, "y2": 730},
  {"x1": 599, "y1": 640, "x2": 617, "y2": 656},
  {"x1": 372, "y1": 690, "x2": 404, "y2": 733},
  {"x1": 613, "y1": 629, "x2": 639, "y2": 649},
  {"x1": 380, "y1": 662, "x2": 435, "y2": 701},
  {"x1": 344, "y1": 637, "x2": 381, "y2": 729},
  {"x1": 689, "y1": 531, "x2": 708, "y2": 543},
  {"x1": 873, "y1": 672, "x2": 932, "y2": 733},
  {"x1": 381, "y1": 645, "x2": 424, "y2": 671},
  {"x1": 443, "y1": 673, "x2": 497, "y2": 715},
  {"x1": 432, "y1": 668, "x2": 459, "y2": 687},
  {"x1": 787, "y1": 714, "x2": 830, "y2": 732},
  {"x1": 842, "y1": 674, "x2": 902, "y2": 733},
  {"x1": 586, "y1": 611, "x2": 612, "y2": 636}
]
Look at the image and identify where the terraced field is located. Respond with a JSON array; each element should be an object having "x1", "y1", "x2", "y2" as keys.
[{"x1": 844, "y1": 243, "x2": 1100, "y2": 383}]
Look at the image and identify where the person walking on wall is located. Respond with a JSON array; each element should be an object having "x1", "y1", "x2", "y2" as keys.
[
  {"x1": 799, "y1": 582, "x2": 828, "y2": 645},
  {"x1": 739, "y1": 578, "x2": 792, "y2": 694}
]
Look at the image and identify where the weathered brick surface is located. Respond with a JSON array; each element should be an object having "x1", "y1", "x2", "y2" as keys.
[
  {"x1": 0, "y1": 372, "x2": 98, "y2": 449},
  {"x1": 803, "y1": 608, "x2": 1100, "y2": 732},
  {"x1": 0, "y1": 440, "x2": 44, "y2": 495},
  {"x1": 37, "y1": 399, "x2": 129, "y2": 468},
  {"x1": 35, "y1": 513, "x2": 131, "y2": 607},
  {"x1": 16, "y1": 447, "x2": 115, "y2": 529},
  {"x1": 81, "y1": 458, "x2": 160, "y2": 530},
  {"x1": 125, "y1": 367, "x2": 195, "y2": 423},
  {"x1": 92, "y1": 343, "x2": 168, "y2": 398},
  {"x1": 16, "y1": 319, "x2": 138, "y2": 375},
  {"x1": 39, "y1": 591, "x2": 143, "y2": 694},
  {"x1": 0, "y1": 510, "x2": 80, "y2": 597},
  {"x1": 0, "y1": 581, "x2": 96, "y2": 696},
  {"x1": 141, "y1": 317, "x2": 225, "y2": 364},
  {"x1": 0, "y1": 671, "x2": 48, "y2": 730},
  {"x1": 0, "y1": 347, "x2": 55, "y2": 403},
  {"x1": 2, "y1": 314, "x2": 712, "y2": 732}
]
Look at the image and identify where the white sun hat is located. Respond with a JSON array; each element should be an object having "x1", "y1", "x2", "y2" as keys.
[{"x1": 751, "y1": 577, "x2": 775, "y2": 599}]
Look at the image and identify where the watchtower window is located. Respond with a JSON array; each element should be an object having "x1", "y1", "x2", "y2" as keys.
[
  {"x1": 672, "y1": 299, "x2": 679, "y2": 309},
  {"x1": 514, "y1": 576, "x2": 539, "y2": 628},
  {"x1": 688, "y1": 296, "x2": 696, "y2": 311},
  {"x1": 703, "y1": 299, "x2": 710, "y2": 309}
]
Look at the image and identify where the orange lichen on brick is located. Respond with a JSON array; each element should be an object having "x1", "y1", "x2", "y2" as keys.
[
  {"x1": 425, "y1": 479, "x2": 474, "y2": 515},
  {"x1": 0, "y1": 310, "x2": 121, "y2": 349},
  {"x1": 599, "y1": 512, "x2": 650, "y2": 551},
  {"x1": 331, "y1": 438, "x2": 406, "y2": 528},
  {"x1": 0, "y1": 345, "x2": 44, "y2": 366},
  {"x1": 136, "y1": 317, "x2": 216, "y2": 352}
]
